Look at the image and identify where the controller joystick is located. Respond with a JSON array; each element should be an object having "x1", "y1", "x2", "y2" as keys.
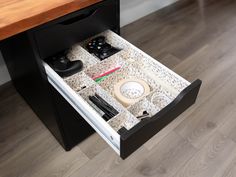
[{"x1": 93, "y1": 36, "x2": 106, "y2": 46}]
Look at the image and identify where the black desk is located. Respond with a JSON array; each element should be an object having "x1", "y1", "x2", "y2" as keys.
[{"x1": 0, "y1": 0, "x2": 120, "y2": 151}]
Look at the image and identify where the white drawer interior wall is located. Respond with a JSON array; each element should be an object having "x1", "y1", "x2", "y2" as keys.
[
  {"x1": 44, "y1": 63, "x2": 120, "y2": 154},
  {"x1": 44, "y1": 30, "x2": 191, "y2": 156}
]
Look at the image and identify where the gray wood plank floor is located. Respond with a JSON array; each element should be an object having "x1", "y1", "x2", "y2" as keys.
[{"x1": 1, "y1": 0, "x2": 236, "y2": 176}]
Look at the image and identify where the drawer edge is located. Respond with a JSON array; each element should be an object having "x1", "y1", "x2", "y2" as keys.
[
  {"x1": 119, "y1": 79, "x2": 202, "y2": 159},
  {"x1": 44, "y1": 62, "x2": 120, "y2": 154}
]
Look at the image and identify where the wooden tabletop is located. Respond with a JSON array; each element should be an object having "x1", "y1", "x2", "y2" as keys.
[{"x1": 0, "y1": 0, "x2": 102, "y2": 41}]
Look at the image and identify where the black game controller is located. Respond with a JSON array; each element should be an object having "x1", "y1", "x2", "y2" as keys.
[
  {"x1": 46, "y1": 51, "x2": 83, "y2": 77},
  {"x1": 86, "y1": 36, "x2": 120, "y2": 60}
]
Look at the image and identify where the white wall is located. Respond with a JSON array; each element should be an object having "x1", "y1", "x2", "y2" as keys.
[
  {"x1": 0, "y1": 52, "x2": 10, "y2": 85},
  {"x1": 120, "y1": 0, "x2": 178, "y2": 26},
  {"x1": 0, "y1": 0, "x2": 177, "y2": 85}
]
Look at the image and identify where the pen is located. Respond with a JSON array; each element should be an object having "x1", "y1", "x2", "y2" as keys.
[{"x1": 92, "y1": 66, "x2": 121, "y2": 80}]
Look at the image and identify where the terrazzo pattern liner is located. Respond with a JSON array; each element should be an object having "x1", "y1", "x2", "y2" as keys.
[
  {"x1": 127, "y1": 98, "x2": 160, "y2": 119},
  {"x1": 84, "y1": 54, "x2": 128, "y2": 79},
  {"x1": 67, "y1": 45, "x2": 100, "y2": 70},
  {"x1": 64, "y1": 72, "x2": 95, "y2": 92},
  {"x1": 61, "y1": 30, "x2": 190, "y2": 132},
  {"x1": 146, "y1": 90, "x2": 174, "y2": 110},
  {"x1": 73, "y1": 30, "x2": 189, "y2": 93},
  {"x1": 79, "y1": 84, "x2": 125, "y2": 113},
  {"x1": 98, "y1": 30, "x2": 190, "y2": 93},
  {"x1": 107, "y1": 111, "x2": 140, "y2": 132},
  {"x1": 79, "y1": 84, "x2": 141, "y2": 130},
  {"x1": 98, "y1": 64, "x2": 176, "y2": 100}
]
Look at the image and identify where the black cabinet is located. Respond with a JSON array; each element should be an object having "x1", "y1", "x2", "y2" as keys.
[
  {"x1": 1, "y1": 0, "x2": 120, "y2": 151},
  {"x1": 33, "y1": 0, "x2": 120, "y2": 59},
  {"x1": 0, "y1": 0, "x2": 201, "y2": 159}
]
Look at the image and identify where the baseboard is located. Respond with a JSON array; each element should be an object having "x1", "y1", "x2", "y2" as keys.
[
  {"x1": 0, "y1": 60, "x2": 11, "y2": 85},
  {"x1": 0, "y1": 80, "x2": 12, "y2": 92}
]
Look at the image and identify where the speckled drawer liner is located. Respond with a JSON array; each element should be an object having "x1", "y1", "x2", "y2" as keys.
[
  {"x1": 146, "y1": 89, "x2": 174, "y2": 110},
  {"x1": 78, "y1": 84, "x2": 140, "y2": 131},
  {"x1": 98, "y1": 65, "x2": 170, "y2": 97},
  {"x1": 67, "y1": 45, "x2": 100, "y2": 70},
  {"x1": 127, "y1": 98, "x2": 160, "y2": 119},
  {"x1": 60, "y1": 30, "x2": 192, "y2": 132},
  {"x1": 64, "y1": 72, "x2": 95, "y2": 92},
  {"x1": 82, "y1": 30, "x2": 190, "y2": 93},
  {"x1": 84, "y1": 54, "x2": 128, "y2": 79},
  {"x1": 62, "y1": 70, "x2": 176, "y2": 132},
  {"x1": 119, "y1": 48, "x2": 189, "y2": 93},
  {"x1": 70, "y1": 30, "x2": 189, "y2": 93},
  {"x1": 79, "y1": 84, "x2": 125, "y2": 113},
  {"x1": 107, "y1": 111, "x2": 140, "y2": 131}
]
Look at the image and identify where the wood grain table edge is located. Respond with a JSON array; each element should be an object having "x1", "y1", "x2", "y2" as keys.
[{"x1": 0, "y1": 0, "x2": 102, "y2": 41}]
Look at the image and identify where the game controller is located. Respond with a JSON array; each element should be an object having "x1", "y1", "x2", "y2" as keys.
[
  {"x1": 46, "y1": 51, "x2": 83, "y2": 77},
  {"x1": 86, "y1": 36, "x2": 120, "y2": 60}
]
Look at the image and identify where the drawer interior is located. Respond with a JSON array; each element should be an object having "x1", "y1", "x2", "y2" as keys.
[
  {"x1": 64, "y1": 30, "x2": 190, "y2": 131},
  {"x1": 44, "y1": 30, "x2": 201, "y2": 159}
]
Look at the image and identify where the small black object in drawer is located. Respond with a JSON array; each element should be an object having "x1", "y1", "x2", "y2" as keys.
[
  {"x1": 89, "y1": 93, "x2": 119, "y2": 121},
  {"x1": 32, "y1": 0, "x2": 119, "y2": 59},
  {"x1": 46, "y1": 51, "x2": 83, "y2": 77},
  {"x1": 86, "y1": 36, "x2": 121, "y2": 60}
]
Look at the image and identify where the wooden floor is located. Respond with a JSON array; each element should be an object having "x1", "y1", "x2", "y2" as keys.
[{"x1": 1, "y1": 0, "x2": 236, "y2": 176}]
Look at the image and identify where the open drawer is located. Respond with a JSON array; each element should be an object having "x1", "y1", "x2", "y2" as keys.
[{"x1": 44, "y1": 30, "x2": 201, "y2": 159}]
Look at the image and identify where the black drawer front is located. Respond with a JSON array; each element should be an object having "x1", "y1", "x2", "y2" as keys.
[
  {"x1": 33, "y1": 0, "x2": 119, "y2": 59},
  {"x1": 120, "y1": 79, "x2": 202, "y2": 159}
]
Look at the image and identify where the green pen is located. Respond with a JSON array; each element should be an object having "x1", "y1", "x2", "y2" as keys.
[{"x1": 95, "y1": 75, "x2": 110, "y2": 83}]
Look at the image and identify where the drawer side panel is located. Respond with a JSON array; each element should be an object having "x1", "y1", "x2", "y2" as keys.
[{"x1": 120, "y1": 79, "x2": 202, "y2": 159}]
